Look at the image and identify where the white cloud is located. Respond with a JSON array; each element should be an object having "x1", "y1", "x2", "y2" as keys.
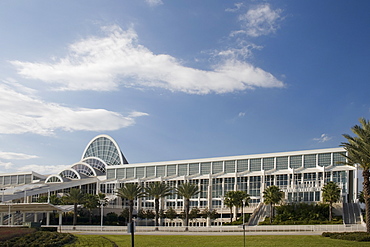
[
  {"x1": 238, "y1": 112, "x2": 246, "y2": 117},
  {"x1": 0, "y1": 82, "x2": 148, "y2": 135},
  {"x1": 16, "y1": 164, "x2": 70, "y2": 175},
  {"x1": 234, "y1": 4, "x2": 283, "y2": 37},
  {"x1": 11, "y1": 25, "x2": 284, "y2": 95},
  {"x1": 226, "y1": 2, "x2": 244, "y2": 12},
  {"x1": 0, "y1": 151, "x2": 38, "y2": 160},
  {"x1": 145, "y1": 0, "x2": 163, "y2": 6},
  {"x1": 313, "y1": 134, "x2": 332, "y2": 143},
  {"x1": 0, "y1": 161, "x2": 14, "y2": 170}
]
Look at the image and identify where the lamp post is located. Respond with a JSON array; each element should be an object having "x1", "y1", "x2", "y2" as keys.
[
  {"x1": 220, "y1": 196, "x2": 224, "y2": 232},
  {"x1": 99, "y1": 199, "x2": 105, "y2": 231},
  {"x1": 242, "y1": 199, "x2": 246, "y2": 247}
]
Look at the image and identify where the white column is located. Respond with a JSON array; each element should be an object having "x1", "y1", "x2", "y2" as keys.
[
  {"x1": 0, "y1": 213, "x2": 3, "y2": 225},
  {"x1": 46, "y1": 212, "x2": 50, "y2": 226},
  {"x1": 59, "y1": 212, "x2": 62, "y2": 226},
  {"x1": 10, "y1": 213, "x2": 14, "y2": 225},
  {"x1": 23, "y1": 212, "x2": 26, "y2": 224}
]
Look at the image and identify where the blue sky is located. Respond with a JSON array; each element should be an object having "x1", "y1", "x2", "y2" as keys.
[{"x1": 0, "y1": 0, "x2": 369, "y2": 174}]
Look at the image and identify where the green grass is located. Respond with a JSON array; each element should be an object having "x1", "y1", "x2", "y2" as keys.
[{"x1": 67, "y1": 234, "x2": 370, "y2": 247}]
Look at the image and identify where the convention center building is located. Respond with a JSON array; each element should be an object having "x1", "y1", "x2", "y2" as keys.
[{"x1": 0, "y1": 134, "x2": 359, "y2": 225}]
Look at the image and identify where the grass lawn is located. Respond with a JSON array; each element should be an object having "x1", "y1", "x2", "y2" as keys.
[{"x1": 66, "y1": 234, "x2": 370, "y2": 247}]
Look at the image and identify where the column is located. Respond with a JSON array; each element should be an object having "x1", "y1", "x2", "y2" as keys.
[
  {"x1": 0, "y1": 213, "x2": 3, "y2": 225},
  {"x1": 46, "y1": 212, "x2": 50, "y2": 226},
  {"x1": 23, "y1": 212, "x2": 26, "y2": 224},
  {"x1": 59, "y1": 212, "x2": 63, "y2": 226},
  {"x1": 34, "y1": 212, "x2": 38, "y2": 222}
]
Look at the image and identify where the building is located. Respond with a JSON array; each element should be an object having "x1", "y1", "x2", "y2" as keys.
[{"x1": 0, "y1": 134, "x2": 359, "y2": 226}]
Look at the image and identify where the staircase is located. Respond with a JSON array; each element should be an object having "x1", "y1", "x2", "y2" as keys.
[{"x1": 342, "y1": 202, "x2": 362, "y2": 225}]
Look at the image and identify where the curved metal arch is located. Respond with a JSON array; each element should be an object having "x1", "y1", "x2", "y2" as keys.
[
  {"x1": 81, "y1": 134, "x2": 128, "y2": 166},
  {"x1": 45, "y1": 174, "x2": 64, "y2": 183},
  {"x1": 59, "y1": 168, "x2": 81, "y2": 180},
  {"x1": 81, "y1": 157, "x2": 107, "y2": 174},
  {"x1": 71, "y1": 162, "x2": 97, "y2": 177}
]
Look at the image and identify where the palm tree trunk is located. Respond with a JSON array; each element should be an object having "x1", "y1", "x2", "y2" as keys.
[
  {"x1": 329, "y1": 202, "x2": 333, "y2": 221},
  {"x1": 155, "y1": 198, "x2": 159, "y2": 230},
  {"x1": 129, "y1": 200, "x2": 134, "y2": 224},
  {"x1": 363, "y1": 170, "x2": 370, "y2": 233},
  {"x1": 270, "y1": 203, "x2": 273, "y2": 223},
  {"x1": 185, "y1": 199, "x2": 189, "y2": 231},
  {"x1": 230, "y1": 207, "x2": 233, "y2": 223},
  {"x1": 73, "y1": 203, "x2": 77, "y2": 226}
]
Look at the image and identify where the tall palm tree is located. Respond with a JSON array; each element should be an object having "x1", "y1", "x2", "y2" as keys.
[
  {"x1": 263, "y1": 185, "x2": 283, "y2": 223},
  {"x1": 83, "y1": 193, "x2": 99, "y2": 224},
  {"x1": 116, "y1": 183, "x2": 145, "y2": 224},
  {"x1": 144, "y1": 181, "x2": 172, "y2": 229},
  {"x1": 322, "y1": 181, "x2": 341, "y2": 221},
  {"x1": 341, "y1": 117, "x2": 370, "y2": 232},
  {"x1": 223, "y1": 191, "x2": 250, "y2": 223},
  {"x1": 176, "y1": 182, "x2": 200, "y2": 231},
  {"x1": 63, "y1": 188, "x2": 85, "y2": 226}
]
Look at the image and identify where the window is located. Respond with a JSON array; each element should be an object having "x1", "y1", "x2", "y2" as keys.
[
  {"x1": 136, "y1": 167, "x2": 145, "y2": 178},
  {"x1": 250, "y1": 159, "x2": 261, "y2": 171},
  {"x1": 333, "y1": 152, "x2": 346, "y2": 166},
  {"x1": 167, "y1": 165, "x2": 176, "y2": 176},
  {"x1": 263, "y1": 158, "x2": 274, "y2": 171},
  {"x1": 146, "y1": 166, "x2": 155, "y2": 177},
  {"x1": 212, "y1": 178, "x2": 223, "y2": 198},
  {"x1": 107, "y1": 169, "x2": 116, "y2": 179},
  {"x1": 201, "y1": 162, "x2": 211, "y2": 175},
  {"x1": 189, "y1": 163, "x2": 199, "y2": 175},
  {"x1": 249, "y1": 176, "x2": 261, "y2": 196},
  {"x1": 225, "y1": 161, "x2": 235, "y2": 173},
  {"x1": 290, "y1": 155, "x2": 302, "y2": 169},
  {"x1": 156, "y1": 166, "x2": 165, "y2": 177},
  {"x1": 178, "y1": 164, "x2": 188, "y2": 176},
  {"x1": 304, "y1": 154, "x2": 316, "y2": 168},
  {"x1": 212, "y1": 161, "x2": 223, "y2": 174},
  {"x1": 276, "y1": 156, "x2": 288, "y2": 170},
  {"x1": 237, "y1": 159, "x2": 248, "y2": 172},
  {"x1": 117, "y1": 168, "x2": 125, "y2": 179},
  {"x1": 318, "y1": 153, "x2": 331, "y2": 167},
  {"x1": 126, "y1": 168, "x2": 134, "y2": 178}
]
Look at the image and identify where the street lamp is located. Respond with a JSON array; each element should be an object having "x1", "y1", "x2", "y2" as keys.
[
  {"x1": 99, "y1": 199, "x2": 105, "y2": 231},
  {"x1": 242, "y1": 199, "x2": 246, "y2": 247},
  {"x1": 220, "y1": 196, "x2": 224, "y2": 231}
]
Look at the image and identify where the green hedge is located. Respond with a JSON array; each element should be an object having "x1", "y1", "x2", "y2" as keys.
[
  {"x1": 322, "y1": 232, "x2": 370, "y2": 242},
  {"x1": 0, "y1": 231, "x2": 76, "y2": 247}
]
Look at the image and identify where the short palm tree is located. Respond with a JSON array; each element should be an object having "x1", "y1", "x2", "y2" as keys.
[
  {"x1": 63, "y1": 188, "x2": 85, "y2": 226},
  {"x1": 116, "y1": 183, "x2": 145, "y2": 224},
  {"x1": 322, "y1": 181, "x2": 341, "y2": 221},
  {"x1": 144, "y1": 181, "x2": 172, "y2": 229},
  {"x1": 83, "y1": 193, "x2": 99, "y2": 224},
  {"x1": 224, "y1": 191, "x2": 250, "y2": 223},
  {"x1": 176, "y1": 182, "x2": 200, "y2": 231},
  {"x1": 341, "y1": 118, "x2": 370, "y2": 233},
  {"x1": 263, "y1": 185, "x2": 283, "y2": 223}
]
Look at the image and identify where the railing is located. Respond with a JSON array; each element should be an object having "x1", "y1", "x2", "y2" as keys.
[{"x1": 54, "y1": 224, "x2": 366, "y2": 233}]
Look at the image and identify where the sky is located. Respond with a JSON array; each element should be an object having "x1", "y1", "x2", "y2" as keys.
[{"x1": 0, "y1": 0, "x2": 369, "y2": 175}]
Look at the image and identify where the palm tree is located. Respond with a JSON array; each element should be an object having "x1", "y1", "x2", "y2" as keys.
[
  {"x1": 341, "y1": 118, "x2": 370, "y2": 233},
  {"x1": 224, "y1": 191, "x2": 250, "y2": 223},
  {"x1": 322, "y1": 181, "x2": 341, "y2": 221},
  {"x1": 83, "y1": 193, "x2": 99, "y2": 224},
  {"x1": 116, "y1": 183, "x2": 145, "y2": 224},
  {"x1": 63, "y1": 188, "x2": 85, "y2": 226},
  {"x1": 263, "y1": 185, "x2": 283, "y2": 223},
  {"x1": 144, "y1": 181, "x2": 172, "y2": 229},
  {"x1": 176, "y1": 182, "x2": 200, "y2": 231}
]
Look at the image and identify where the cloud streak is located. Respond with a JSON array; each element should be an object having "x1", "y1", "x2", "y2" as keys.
[
  {"x1": 11, "y1": 25, "x2": 284, "y2": 95},
  {"x1": 313, "y1": 134, "x2": 332, "y2": 143},
  {"x1": 0, "y1": 82, "x2": 148, "y2": 135}
]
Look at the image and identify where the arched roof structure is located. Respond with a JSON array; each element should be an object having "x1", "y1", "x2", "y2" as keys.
[
  {"x1": 60, "y1": 168, "x2": 81, "y2": 180},
  {"x1": 71, "y1": 162, "x2": 97, "y2": 177},
  {"x1": 81, "y1": 134, "x2": 128, "y2": 166},
  {"x1": 81, "y1": 157, "x2": 107, "y2": 174},
  {"x1": 45, "y1": 175, "x2": 64, "y2": 183}
]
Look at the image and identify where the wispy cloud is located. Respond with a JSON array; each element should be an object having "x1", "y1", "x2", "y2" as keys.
[
  {"x1": 313, "y1": 134, "x2": 332, "y2": 143},
  {"x1": 238, "y1": 112, "x2": 246, "y2": 117},
  {"x1": 0, "y1": 82, "x2": 148, "y2": 135},
  {"x1": 0, "y1": 151, "x2": 38, "y2": 160},
  {"x1": 16, "y1": 164, "x2": 70, "y2": 175},
  {"x1": 11, "y1": 25, "x2": 284, "y2": 95},
  {"x1": 232, "y1": 4, "x2": 283, "y2": 37},
  {"x1": 145, "y1": 0, "x2": 163, "y2": 7}
]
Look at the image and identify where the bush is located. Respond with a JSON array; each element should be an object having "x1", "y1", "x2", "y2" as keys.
[
  {"x1": 0, "y1": 231, "x2": 76, "y2": 247},
  {"x1": 322, "y1": 232, "x2": 370, "y2": 242}
]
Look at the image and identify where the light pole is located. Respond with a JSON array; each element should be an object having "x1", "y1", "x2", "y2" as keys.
[
  {"x1": 99, "y1": 199, "x2": 105, "y2": 231},
  {"x1": 242, "y1": 199, "x2": 246, "y2": 247},
  {"x1": 220, "y1": 196, "x2": 224, "y2": 232}
]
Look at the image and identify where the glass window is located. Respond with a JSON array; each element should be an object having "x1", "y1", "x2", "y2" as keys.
[
  {"x1": 189, "y1": 163, "x2": 199, "y2": 175},
  {"x1": 212, "y1": 161, "x2": 223, "y2": 174},
  {"x1": 156, "y1": 166, "x2": 165, "y2": 177},
  {"x1": 333, "y1": 152, "x2": 346, "y2": 166},
  {"x1": 276, "y1": 156, "x2": 288, "y2": 170},
  {"x1": 290, "y1": 155, "x2": 302, "y2": 169},
  {"x1": 126, "y1": 168, "x2": 134, "y2": 178},
  {"x1": 107, "y1": 169, "x2": 116, "y2": 179},
  {"x1": 224, "y1": 177, "x2": 235, "y2": 193},
  {"x1": 146, "y1": 166, "x2": 155, "y2": 177},
  {"x1": 167, "y1": 165, "x2": 176, "y2": 176},
  {"x1": 318, "y1": 153, "x2": 331, "y2": 167},
  {"x1": 116, "y1": 168, "x2": 125, "y2": 179},
  {"x1": 263, "y1": 158, "x2": 274, "y2": 171},
  {"x1": 225, "y1": 160, "x2": 235, "y2": 173},
  {"x1": 201, "y1": 162, "x2": 211, "y2": 175},
  {"x1": 304, "y1": 154, "x2": 316, "y2": 168},
  {"x1": 250, "y1": 158, "x2": 261, "y2": 172},
  {"x1": 237, "y1": 159, "x2": 248, "y2": 173},
  {"x1": 136, "y1": 167, "x2": 145, "y2": 178},
  {"x1": 212, "y1": 178, "x2": 223, "y2": 198},
  {"x1": 178, "y1": 164, "x2": 188, "y2": 176},
  {"x1": 200, "y1": 179, "x2": 209, "y2": 199},
  {"x1": 249, "y1": 176, "x2": 261, "y2": 196}
]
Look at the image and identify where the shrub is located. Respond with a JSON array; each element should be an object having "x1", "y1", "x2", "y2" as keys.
[
  {"x1": 0, "y1": 231, "x2": 76, "y2": 247},
  {"x1": 322, "y1": 232, "x2": 370, "y2": 242}
]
